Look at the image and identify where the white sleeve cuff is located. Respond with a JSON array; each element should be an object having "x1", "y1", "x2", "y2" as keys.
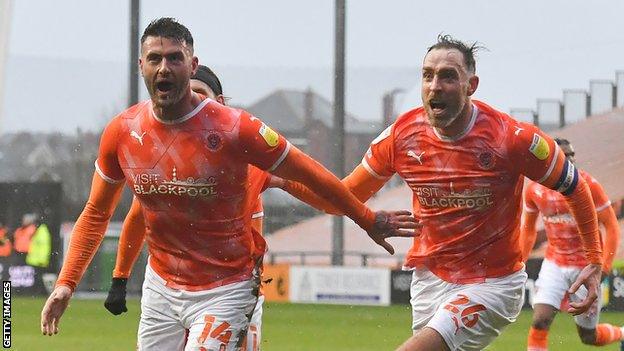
[
  {"x1": 268, "y1": 141, "x2": 291, "y2": 172},
  {"x1": 94, "y1": 160, "x2": 125, "y2": 184},
  {"x1": 361, "y1": 159, "x2": 390, "y2": 180}
]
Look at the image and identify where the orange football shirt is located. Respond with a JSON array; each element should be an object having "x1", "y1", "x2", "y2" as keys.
[
  {"x1": 97, "y1": 97, "x2": 289, "y2": 291},
  {"x1": 363, "y1": 100, "x2": 572, "y2": 283},
  {"x1": 524, "y1": 170, "x2": 610, "y2": 267}
]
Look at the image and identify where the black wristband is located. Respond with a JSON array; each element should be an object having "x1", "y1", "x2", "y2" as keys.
[{"x1": 110, "y1": 277, "x2": 128, "y2": 290}]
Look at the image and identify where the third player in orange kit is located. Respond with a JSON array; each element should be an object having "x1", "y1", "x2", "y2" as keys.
[{"x1": 522, "y1": 138, "x2": 622, "y2": 350}]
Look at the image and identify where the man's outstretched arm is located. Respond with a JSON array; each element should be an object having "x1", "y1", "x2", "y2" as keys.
[
  {"x1": 41, "y1": 172, "x2": 124, "y2": 335},
  {"x1": 271, "y1": 147, "x2": 418, "y2": 254},
  {"x1": 237, "y1": 114, "x2": 417, "y2": 253},
  {"x1": 276, "y1": 164, "x2": 387, "y2": 215}
]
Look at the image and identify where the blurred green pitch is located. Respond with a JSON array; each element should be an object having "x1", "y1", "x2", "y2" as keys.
[{"x1": 11, "y1": 298, "x2": 624, "y2": 350}]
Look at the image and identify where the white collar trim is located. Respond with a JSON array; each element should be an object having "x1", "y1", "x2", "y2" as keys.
[
  {"x1": 151, "y1": 95, "x2": 211, "y2": 125},
  {"x1": 433, "y1": 103, "x2": 478, "y2": 142}
]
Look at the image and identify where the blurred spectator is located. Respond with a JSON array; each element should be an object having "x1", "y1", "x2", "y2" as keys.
[
  {"x1": 0, "y1": 222, "x2": 11, "y2": 257},
  {"x1": 13, "y1": 213, "x2": 38, "y2": 264},
  {"x1": 26, "y1": 223, "x2": 52, "y2": 268}
]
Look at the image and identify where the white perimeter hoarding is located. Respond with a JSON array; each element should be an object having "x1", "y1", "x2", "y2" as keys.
[{"x1": 289, "y1": 266, "x2": 390, "y2": 306}]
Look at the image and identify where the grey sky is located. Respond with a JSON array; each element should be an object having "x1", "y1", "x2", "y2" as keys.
[{"x1": 3, "y1": 0, "x2": 624, "y2": 132}]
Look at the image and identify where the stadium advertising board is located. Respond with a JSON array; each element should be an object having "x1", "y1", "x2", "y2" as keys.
[
  {"x1": 390, "y1": 269, "x2": 412, "y2": 305},
  {"x1": 289, "y1": 266, "x2": 390, "y2": 306},
  {"x1": 606, "y1": 270, "x2": 624, "y2": 311}
]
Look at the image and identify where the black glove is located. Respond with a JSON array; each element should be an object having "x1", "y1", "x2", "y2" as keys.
[{"x1": 104, "y1": 278, "x2": 128, "y2": 315}]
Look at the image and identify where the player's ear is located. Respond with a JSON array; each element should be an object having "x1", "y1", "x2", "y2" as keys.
[
  {"x1": 138, "y1": 58, "x2": 144, "y2": 76},
  {"x1": 216, "y1": 95, "x2": 226, "y2": 105},
  {"x1": 191, "y1": 56, "x2": 199, "y2": 76},
  {"x1": 467, "y1": 75, "x2": 479, "y2": 96}
]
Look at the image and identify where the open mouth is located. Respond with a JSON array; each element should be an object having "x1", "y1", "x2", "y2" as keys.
[
  {"x1": 429, "y1": 100, "x2": 447, "y2": 113},
  {"x1": 156, "y1": 81, "x2": 175, "y2": 94}
]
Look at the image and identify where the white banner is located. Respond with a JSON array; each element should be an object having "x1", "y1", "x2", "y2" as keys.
[{"x1": 289, "y1": 266, "x2": 390, "y2": 306}]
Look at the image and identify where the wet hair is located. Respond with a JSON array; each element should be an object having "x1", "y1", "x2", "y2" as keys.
[
  {"x1": 554, "y1": 138, "x2": 575, "y2": 156},
  {"x1": 192, "y1": 65, "x2": 223, "y2": 96},
  {"x1": 141, "y1": 17, "x2": 194, "y2": 50},
  {"x1": 426, "y1": 34, "x2": 484, "y2": 74},
  {"x1": 554, "y1": 137, "x2": 570, "y2": 146}
]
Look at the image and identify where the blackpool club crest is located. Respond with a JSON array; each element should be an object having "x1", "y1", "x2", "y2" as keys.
[
  {"x1": 477, "y1": 150, "x2": 495, "y2": 170},
  {"x1": 205, "y1": 130, "x2": 223, "y2": 151}
]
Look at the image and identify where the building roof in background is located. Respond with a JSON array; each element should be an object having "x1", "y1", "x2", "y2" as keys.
[{"x1": 246, "y1": 89, "x2": 381, "y2": 134}]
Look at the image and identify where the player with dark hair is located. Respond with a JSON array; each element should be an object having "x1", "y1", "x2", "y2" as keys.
[
  {"x1": 40, "y1": 18, "x2": 417, "y2": 350},
  {"x1": 104, "y1": 64, "x2": 276, "y2": 351},
  {"x1": 521, "y1": 138, "x2": 622, "y2": 350},
  {"x1": 103, "y1": 64, "x2": 228, "y2": 316},
  {"x1": 275, "y1": 34, "x2": 603, "y2": 350}
]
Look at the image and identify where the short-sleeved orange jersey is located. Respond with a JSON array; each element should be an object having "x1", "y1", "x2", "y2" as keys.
[
  {"x1": 96, "y1": 97, "x2": 289, "y2": 291},
  {"x1": 524, "y1": 170, "x2": 610, "y2": 267},
  {"x1": 363, "y1": 100, "x2": 573, "y2": 283}
]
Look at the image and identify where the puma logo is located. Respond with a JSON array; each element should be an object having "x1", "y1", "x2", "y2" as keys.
[
  {"x1": 130, "y1": 131, "x2": 146, "y2": 145},
  {"x1": 407, "y1": 150, "x2": 425, "y2": 165},
  {"x1": 514, "y1": 126, "x2": 524, "y2": 136}
]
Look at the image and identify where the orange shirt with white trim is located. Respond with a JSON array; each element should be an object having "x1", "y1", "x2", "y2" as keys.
[
  {"x1": 524, "y1": 170, "x2": 610, "y2": 267},
  {"x1": 363, "y1": 100, "x2": 572, "y2": 284},
  {"x1": 96, "y1": 97, "x2": 289, "y2": 291}
]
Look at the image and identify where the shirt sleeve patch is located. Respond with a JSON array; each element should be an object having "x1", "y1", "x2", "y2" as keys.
[
  {"x1": 259, "y1": 123, "x2": 279, "y2": 147},
  {"x1": 529, "y1": 133, "x2": 550, "y2": 160}
]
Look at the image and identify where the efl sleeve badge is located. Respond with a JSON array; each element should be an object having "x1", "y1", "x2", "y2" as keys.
[
  {"x1": 528, "y1": 133, "x2": 550, "y2": 160},
  {"x1": 259, "y1": 123, "x2": 279, "y2": 147}
]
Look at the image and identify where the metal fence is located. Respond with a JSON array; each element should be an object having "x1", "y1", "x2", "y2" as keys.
[
  {"x1": 511, "y1": 70, "x2": 623, "y2": 129},
  {"x1": 267, "y1": 251, "x2": 404, "y2": 268}
]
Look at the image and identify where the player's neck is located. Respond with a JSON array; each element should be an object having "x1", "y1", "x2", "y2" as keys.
[
  {"x1": 434, "y1": 101, "x2": 474, "y2": 139},
  {"x1": 152, "y1": 89, "x2": 201, "y2": 121}
]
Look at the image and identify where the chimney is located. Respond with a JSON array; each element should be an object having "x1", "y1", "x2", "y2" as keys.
[
  {"x1": 304, "y1": 87, "x2": 314, "y2": 125},
  {"x1": 382, "y1": 92, "x2": 393, "y2": 128}
]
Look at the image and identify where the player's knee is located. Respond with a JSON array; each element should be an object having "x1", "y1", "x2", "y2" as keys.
[
  {"x1": 578, "y1": 331, "x2": 596, "y2": 345},
  {"x1": 531, "y1": 317, "x2": 553, "y2": 330}
]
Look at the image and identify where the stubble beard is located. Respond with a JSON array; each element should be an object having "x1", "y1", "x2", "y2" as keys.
[{"x1": 151, "y1": 85, "x2": 182, "y2": 110}]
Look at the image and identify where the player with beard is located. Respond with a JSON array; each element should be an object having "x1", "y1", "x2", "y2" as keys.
[
  {"x1": 40, "y1": 18, "x2": 418, "y2": 350},
  {"x1": 104, "y1": 64, "x2": 279, "y2": 351},
  {"x1": 274, "y1": 34, "x2": 603, "y2": 351}
]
